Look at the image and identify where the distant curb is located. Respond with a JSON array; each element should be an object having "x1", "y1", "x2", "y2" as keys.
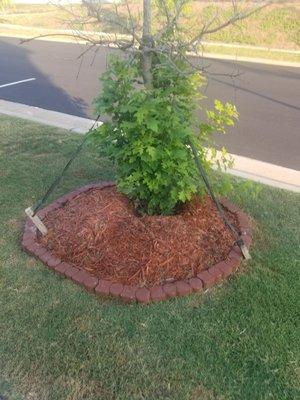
[
  {"x1": 0, "y1": 24, "x2": 299, "y2": 68},
  {"x1": 0, "y1": 99, "x2": 299, "y2": 192},
  {"x1": 199, "y1": 52, "x2": 300, "y2": 68}
]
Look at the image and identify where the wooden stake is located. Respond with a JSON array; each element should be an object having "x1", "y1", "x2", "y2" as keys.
[
  {"x1": 25, "y1": 207, "x2": 48, "y2": 235},
  {"x1": 240, "y1": 243, "x2": 251, "y2": 260}
]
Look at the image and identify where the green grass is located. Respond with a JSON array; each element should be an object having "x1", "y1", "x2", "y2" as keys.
[
  {"x1": 0, "y1": 115, "x2": 299, "y2": 400},
  {"x1": 200, "y1": 3, "x2": 300, "y2": 49}
]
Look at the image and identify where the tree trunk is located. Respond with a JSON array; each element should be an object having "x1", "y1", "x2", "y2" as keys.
[{"x1": 141, "y1": 0, "x2": 153, "y2": 88}]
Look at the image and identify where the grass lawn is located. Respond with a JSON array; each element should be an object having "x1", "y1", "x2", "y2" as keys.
[{"x1": 0, "y1": 115, "x2": 299, "y2": 400}]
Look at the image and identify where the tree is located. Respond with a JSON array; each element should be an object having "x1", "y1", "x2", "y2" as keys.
[
  {"x1": 89, "y1": 1, "x2": 273, "y2": 215},
  {"x1": 24, "y1": 0, "x2": 274, "y2": 215}
]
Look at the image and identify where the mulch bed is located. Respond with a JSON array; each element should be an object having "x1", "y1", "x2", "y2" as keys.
[
  {"x1": 39, "y1": 186, "x2": 237, "y2": 286},
  {"x1": 22, "y1": 182, "x2": 252, "y2": 303}
]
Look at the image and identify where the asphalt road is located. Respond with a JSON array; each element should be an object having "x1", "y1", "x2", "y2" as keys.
[{"x1": 0, "y1": 36, "x2": 299, "y2": 169}]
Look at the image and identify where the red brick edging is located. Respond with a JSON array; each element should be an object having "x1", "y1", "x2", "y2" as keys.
[{"x1": 22, "y1": 182, "x2": 252, "y2": 304}]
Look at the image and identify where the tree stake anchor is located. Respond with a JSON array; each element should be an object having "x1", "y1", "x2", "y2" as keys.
[
  {"x1": 25, "y1": 207, "x2": 48, "y2": 236},
  {"x1": 237, "y1": 240, "x2": 251, "y2": 260}
]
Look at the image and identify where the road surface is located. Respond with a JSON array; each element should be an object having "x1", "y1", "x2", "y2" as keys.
[{"x1": 0, "y1": 37, "x2": 299, "y2": 169}]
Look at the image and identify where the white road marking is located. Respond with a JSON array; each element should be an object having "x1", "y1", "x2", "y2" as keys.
[{"x1": 0, "y1": 78, "x2": 36, "y2": 89}]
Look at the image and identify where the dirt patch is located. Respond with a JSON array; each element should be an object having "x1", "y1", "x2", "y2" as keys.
[{"x1": 39, "y1": 186, "x2": 238, "y2": 286}]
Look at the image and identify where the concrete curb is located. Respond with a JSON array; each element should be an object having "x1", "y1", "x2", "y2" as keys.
[
  {"x1": 226, "y1": 160, "x2": 300, "y2": 193},
  {"x1": 0, "y1": 99, "x2": 299, "y2": 192},
  {"x1": 202, "y1": 40, "x2": 300, "y2": 55},
  {"x1": 0, "y1": 99, "x2": 97, "y2": 133},
  {"x1": 199, "y1": 52, "x2": 300, "y2": 68}
]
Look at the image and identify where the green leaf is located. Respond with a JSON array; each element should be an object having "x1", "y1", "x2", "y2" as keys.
[
  {"x1": 92, "y1": 55, "x2": 239, "y2": 215},
  {"x1": 146, "y1": 119, "x2": 159, "y2": 132}
]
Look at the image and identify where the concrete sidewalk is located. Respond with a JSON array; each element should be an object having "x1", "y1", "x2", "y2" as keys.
[{"x1": 0, "y1": 99, "x2": 299, "y2": 192}]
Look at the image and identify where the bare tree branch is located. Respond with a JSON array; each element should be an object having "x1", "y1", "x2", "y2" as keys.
[
  {"x1": 154, "y1": 0, "x2": 187, "y2": 40},
  {"x1": 20, "y1": 0, "x2": 280, "y2": 83}
]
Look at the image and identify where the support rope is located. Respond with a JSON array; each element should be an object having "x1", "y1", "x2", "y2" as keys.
[
  {"x1": 32, "y1": 115, "x2": 101, "y2": 216},
  {"x1": 189, "y1": 140, "x2": 250, "y2": 259}
]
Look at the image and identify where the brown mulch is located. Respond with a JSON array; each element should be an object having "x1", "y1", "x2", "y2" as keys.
[{"x1": 40, "y1": 187, "x2": 238, "y2": 286}]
